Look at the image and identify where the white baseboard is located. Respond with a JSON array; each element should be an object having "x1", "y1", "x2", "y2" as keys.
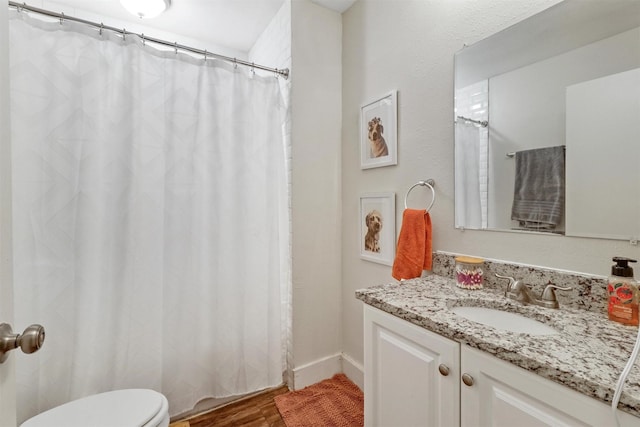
[
  {"x1": 291, "y1": 352, "x2": 364, "y2": 391},
  {"x1": 292, "y1": 353, "x2": 342, "y2": 390},
  {"x1": 341, "y1": 352, "x2": 364, "y2": 391}
]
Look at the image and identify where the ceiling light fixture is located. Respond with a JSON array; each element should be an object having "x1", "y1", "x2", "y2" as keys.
[{"x1": 120, "y1": 0, "x2": 171, "y2": 19}]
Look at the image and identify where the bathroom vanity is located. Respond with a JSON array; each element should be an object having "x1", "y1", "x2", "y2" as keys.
[{"x1": 357, "y1": 270, "x2": 640, "y2": 426}]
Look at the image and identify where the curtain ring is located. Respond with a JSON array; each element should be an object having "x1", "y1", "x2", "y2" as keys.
[
  {"x1": 174, "y1": 42, "x2": 178, "y2": 54},
  {"x1": 59, "y1": 12, "x2": 64, "y2": 25},
  {"x1": 122, "y1": 28, "x2": 126, "y2": 41},
  {"x1": 142, "y1": 33, "x2": 145, "y2": 45},
  {"x1": 99, "y1": 23, "x2": 104, "y2": 36},
  {"x1": 203, "y1": 49, "x2": 207, "y2": 62},
  {"x1": 233, "y1": 58, "x2": 238, "y2": 70}
]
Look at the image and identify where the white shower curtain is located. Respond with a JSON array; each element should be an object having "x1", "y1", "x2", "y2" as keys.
[
  {"x1": 9, "y1": 11, "x2": 290, "y2": 422},
  {"x1": 455, "y1": 123, "x2": 482, "y2": 228},
  {"x1": 454, "y1": 80, "x2": 488, "y2": 229}
]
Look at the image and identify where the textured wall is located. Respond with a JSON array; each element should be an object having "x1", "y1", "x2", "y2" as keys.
[{"x1": 341, "y1": 0, "x2": 640, "y2": 370}]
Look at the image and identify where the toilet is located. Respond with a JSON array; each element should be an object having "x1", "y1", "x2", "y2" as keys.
[{"x1": 21, "y1": 389, "x2": 170, "y2": 427}]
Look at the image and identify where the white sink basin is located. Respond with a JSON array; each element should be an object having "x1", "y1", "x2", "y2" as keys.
[{"x1": 450, "y1": 306, "x2": 559, "y2": 335}]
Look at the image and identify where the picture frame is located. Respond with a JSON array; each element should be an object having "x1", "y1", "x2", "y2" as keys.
[
  {"x1": 359, "y1": 192, "x2": 396, "y2": 266},
  {"x1": 360, "y1": 91, "x2": 397, "y2": 169}
]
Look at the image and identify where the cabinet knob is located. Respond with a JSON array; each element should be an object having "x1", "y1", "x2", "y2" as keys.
[
  {"x1": 462, "y1": 373, "x2": 474, "y2": 386},
  {"x1": 438, "y1": 364, "x2": 450, "y2": 376}
]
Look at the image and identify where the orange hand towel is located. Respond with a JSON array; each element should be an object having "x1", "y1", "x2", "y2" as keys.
[{"x1": 392, "y1": 209, "x2": 432, "y2": 281}]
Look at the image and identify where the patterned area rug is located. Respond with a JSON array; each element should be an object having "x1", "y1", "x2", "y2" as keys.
[{"x1": 274, "y1": 374, "x2": 364, "y2": 427}]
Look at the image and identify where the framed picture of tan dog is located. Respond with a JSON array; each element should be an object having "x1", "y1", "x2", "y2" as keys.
[
  {"x1": 359, "y1": 192, "x2": 396, "y2": 265},
  {"x1": 360, "y1": 91, "x2": 397, "y2": 169}
]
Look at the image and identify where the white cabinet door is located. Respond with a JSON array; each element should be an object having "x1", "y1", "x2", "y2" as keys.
[
  {"x1": 461, "y1": 346, "x2": 639, "y2": 427},
  {"x1": 364, "y1": 305, "x2": 459, "y2": 427}
]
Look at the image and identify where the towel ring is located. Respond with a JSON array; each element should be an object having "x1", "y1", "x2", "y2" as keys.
[{"x1": 404, "y1": 179, "x2": 436, "y2": 211}]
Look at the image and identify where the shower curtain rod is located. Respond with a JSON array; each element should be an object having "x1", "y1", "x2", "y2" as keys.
[
  {"x1": 8, "y1": 1, "x2": 290, "y2": 79},
  {"x1": 456, "y1": 115, "x2": 488, "y2": 128}
]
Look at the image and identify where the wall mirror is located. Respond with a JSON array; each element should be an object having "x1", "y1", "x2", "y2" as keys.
[{"x1": 454, "y1": 0, "x2": 640, "y2": 241}]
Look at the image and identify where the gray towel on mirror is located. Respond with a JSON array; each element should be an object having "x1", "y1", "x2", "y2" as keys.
[{"x1": 511, "y1": 146, "x2": 565, "y2": 229}]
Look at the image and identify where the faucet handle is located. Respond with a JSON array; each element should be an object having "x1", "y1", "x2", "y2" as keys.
[
  {"x1": 540, "y1": 284, "x2": 572, "y2": 308},
  {"x1": 495, "y1": 273, "x2": 518, "y2": 296}
]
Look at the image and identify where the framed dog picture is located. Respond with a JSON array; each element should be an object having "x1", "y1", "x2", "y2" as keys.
[
  {"x1": 359, "y1": 192, "x2": 396, "y2": 266},
  {"x1": 360, "y1": 91, "x2": 397, "y2": 169}
]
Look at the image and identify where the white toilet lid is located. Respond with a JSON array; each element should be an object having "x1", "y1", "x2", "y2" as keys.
[{"x1": 21, "y1": 389, "x2": 168, "y2": 427}]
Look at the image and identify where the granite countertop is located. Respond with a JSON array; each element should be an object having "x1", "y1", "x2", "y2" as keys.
[{"x1": 356, "y1": 274, "x2": 640, "y2": 418}]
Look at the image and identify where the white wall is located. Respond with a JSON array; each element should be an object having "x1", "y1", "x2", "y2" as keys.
[
  {"x1": 341, "y1": 0, "x2": 640, "y2": 373},
  {"x1": 290, "y1": 0, "x2": 343, "y2": 388},
  {"x1": 566, "y1": 68, "x2": 640, "y2": 241}
]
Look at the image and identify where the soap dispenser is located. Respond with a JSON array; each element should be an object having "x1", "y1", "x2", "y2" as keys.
[{"x1": 607, "y1": 257, "x2": 639, "y2": 326}]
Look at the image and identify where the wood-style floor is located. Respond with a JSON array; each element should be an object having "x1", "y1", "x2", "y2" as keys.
[{"x1": 169, "y1": 385, "x2": 289, "y2": 427}]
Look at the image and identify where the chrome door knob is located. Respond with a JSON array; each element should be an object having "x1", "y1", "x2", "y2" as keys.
[
  {"x1": 0, "y1": 323, "x2": 45, "y2": 363},
  {"x1": 18, "y1": 324, "x2": 45, "y2": 354}
]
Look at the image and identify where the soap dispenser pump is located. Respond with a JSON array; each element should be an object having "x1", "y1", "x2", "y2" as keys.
[{"x1": 607, "y1": 256, "x2": 639, "y2": 326}]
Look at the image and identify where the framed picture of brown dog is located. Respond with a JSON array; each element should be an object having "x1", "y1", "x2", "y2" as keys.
[
  {"x1": 360, "y1": 91, "x2": 397, "y2": 169},
  {"x1": 359, "y1": 192, "x2": 396, "y2": 265}
]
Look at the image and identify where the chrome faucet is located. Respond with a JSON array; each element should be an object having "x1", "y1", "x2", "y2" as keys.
[{"x1": 495, "y1": 274, "x2": 571, "y2": 309}]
